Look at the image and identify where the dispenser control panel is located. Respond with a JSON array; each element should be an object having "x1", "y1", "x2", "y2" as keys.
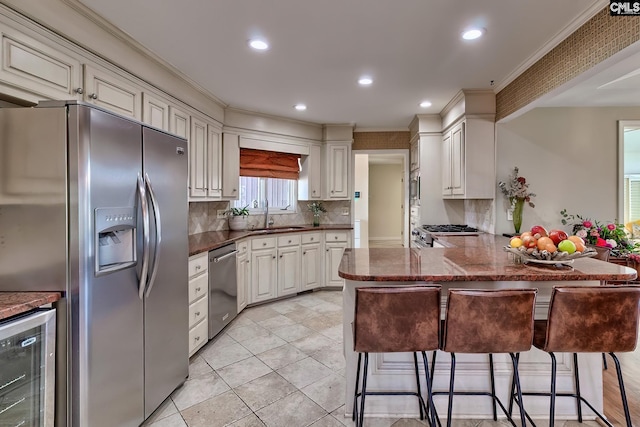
[{"x1": 95, "y1": 207, "x2": 136, "y2": 275}]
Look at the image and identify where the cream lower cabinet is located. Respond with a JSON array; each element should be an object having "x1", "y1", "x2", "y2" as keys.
[
  {"x1": 237, "y1": 240, "x2": 250, "y2": 313},
  {"x1": 250, "y1": 236, "x2": 278, "y2": 303},
  {"x1": 277, "y1": 234, "x2": 301, "y2": 297},
  {"x1": 188, "y1": 253, "x2": 209, "y2": 356},
  {"x1": 301, "y1": 232, "x2": 323, "y2": 291},
  {"x1": 325, "y1": 231, "x2": 350, "y2": 287}
]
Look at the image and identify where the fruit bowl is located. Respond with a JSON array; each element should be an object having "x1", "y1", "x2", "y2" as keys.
[{"x1": 504, "y1": 245, "x2": 598, "y2": 264}]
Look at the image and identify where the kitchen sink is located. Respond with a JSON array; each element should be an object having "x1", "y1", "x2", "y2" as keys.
[{"x1": 251, "y1": 226, "x2": 307, "y2": 233}]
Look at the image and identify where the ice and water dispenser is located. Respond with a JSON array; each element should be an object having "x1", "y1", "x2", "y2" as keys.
[{"x1": 95, "y1": 207, "x2": 136, "y2": 274}]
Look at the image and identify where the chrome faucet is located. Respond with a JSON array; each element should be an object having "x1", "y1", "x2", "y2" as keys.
[{"x1": 264, "y1": 199, "x2": 269, "y2": 228}]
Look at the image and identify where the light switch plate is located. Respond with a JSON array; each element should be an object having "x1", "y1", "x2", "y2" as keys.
[
  {"x1": 217, "y1": 210, "x2": 227, "y2": 219},
  {"x1": 507, "y1": 209, "x2": 513, "y2": 221},
  {"x1": 341, "y1": 207, "x2": 349, "y2": 216}
]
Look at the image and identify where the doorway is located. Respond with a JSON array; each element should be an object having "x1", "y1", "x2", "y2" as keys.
[
  {"x1": 353, "y1": 150, "x2": 409, "y2": 248},
  {"x1": 618, "y1": 121, "x2": 640, "y2": 228}
]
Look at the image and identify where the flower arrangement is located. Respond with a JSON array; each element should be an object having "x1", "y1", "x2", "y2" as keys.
[
  {"x1": 308, "y1": 201, "x2": 327, "y2": 226},
  {"x1": 307, "y1": 201, "x2": 327, "y2": 215},
  {"x1": 498, "y1": 167, "x2": 536, "y2": 207},
  {"x1": 560, "y1": 209, "x2": 639, "y2": 254},
  {"x1": 498, "y1": 167, "x2": 536, "y2": 233},
  {"x1": 226, "y1": 205, "x2": 250, "y2": 217}
]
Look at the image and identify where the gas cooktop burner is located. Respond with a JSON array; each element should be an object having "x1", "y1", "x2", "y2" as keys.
[{"x1": 422, "y1": 224, "x2": 479, "y2": 233}]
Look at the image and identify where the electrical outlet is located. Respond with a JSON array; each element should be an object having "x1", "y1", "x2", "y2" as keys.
[
  {"x1": 507, "y1": 209, "x2": 513, "y2": 221},
  {"x1": 217, "y1": 210, "x2": 227, "y2": 219},
  {"x1": 341, "y1": 207, "x2": 349, "y2": 216}
]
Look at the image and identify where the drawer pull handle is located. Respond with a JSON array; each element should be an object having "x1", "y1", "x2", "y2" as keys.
[
  {"x1": 310, "y1": 238, "x2": 314, "y2": 241},
  {"x1": 335, "y1": 236, "x2": 338, "y2": 240},
  {"x1": 195, "y1": 265, "x2": 201, "y2": 270},
  {"x1": 288, "y1": 240, "x2": 292, "y2": 243},
  {"x1": 263, "y1": 243, "x2": 267, "y2": 246}
]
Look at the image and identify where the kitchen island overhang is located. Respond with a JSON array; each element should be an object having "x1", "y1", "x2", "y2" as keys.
[{"x1": 338, "y1": 239, "x2": 636, "y2": 422}]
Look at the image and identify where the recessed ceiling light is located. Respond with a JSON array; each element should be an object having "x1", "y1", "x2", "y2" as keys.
[
  {"x1": 358, "y1": 76, "x2": 373, "y2": 86},
  {"x1": 419, "y1": 101, "x2": 432, "y2": 108},
  {"x1": 462, "y1": 28, "x2": 484, "y2": 40},
  {"x1": 248, "y1": 39, "x2": 269, "y2": 50},
  {"x1": 294, "y1": 104, "x2": 307, "y2": 111}
]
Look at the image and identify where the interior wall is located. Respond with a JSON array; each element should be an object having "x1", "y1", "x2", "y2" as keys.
[
  {"x1": 369, "y1": 163, "x2": 403, "y2": 241},
  {"x1": 353, "y1": 154, "x2": 369, "y2": 247},
  {"x1": 495, "y1": 106, "x2": 640, "y2": 235}
]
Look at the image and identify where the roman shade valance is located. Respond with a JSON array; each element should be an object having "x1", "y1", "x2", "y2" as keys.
[{"x1": 239, "y1": 148, "x2": 301, "y2": 180}]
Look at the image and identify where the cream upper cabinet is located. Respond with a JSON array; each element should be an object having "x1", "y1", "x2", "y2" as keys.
[
  {"x1": 169, "y1": 106, "x2": 190, "y2": 139},
  {"x1": 298, "y1": 143, "x2": 322, "y2": 200},
  {"x1": 441, "y1": 118, "x2": 495, "y2": 199},
  {"x1": 325, "y1": 142, "x2": 350, "y2": 199},
  {"x1": 442, "y1": 122, "x2": 464, "y2": 196},
  {"x1": 410, "y1": 139, "x2": 420, "y2": 172},
  {"x1": 0, "y1": 24, "x2": 82, "y2": 102},
  {"x1": 189, "y1": 115, "x2": 208, "y2": 198},
  {"x1": 222, "y1": 133, "x2": 240, "y2": 199},
  {"x1": 207, "y1": 125, "x2": 222, "y2": 198},
  {"x1": 83, "y1": 64, "x2": 142, "y2": 119},
  {"x1": 142, "y1": 93, "x2": 169, "y2": 131}
]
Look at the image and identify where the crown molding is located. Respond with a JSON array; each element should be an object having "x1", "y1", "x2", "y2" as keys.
[{"x1": 494, "y1": 0, "x2": 607, "y2": 93}]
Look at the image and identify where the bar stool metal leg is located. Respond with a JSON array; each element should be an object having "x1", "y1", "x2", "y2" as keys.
[
  {"x1": 489, "y1": 354, "x2": 497, "y2": 421},
  {"x1": 509, "y1": 352, "x2": 527, "y2": 427},
  {"x1": 446, "y1": 353, "x2": 456, "y2": 427},
  {"x1": 413, "y1": 352, "x2": 425, "y2": 420},
  {"x1": 358, "y1": 353, "x2": 370, "y2": 427},
  {"x1": 421, "y1": 351, "x2": 439, "y2": 427},
  {"x1": 353, "y1": 352, "x2": 362, "y2": 421},
  {"x1": 549, "y1": 352, "x2": 557, "y2": 427},
  {"x1": 572, "y1": 353, "x2": 583, "y2": 423},
  {"x1": 610, "y1": 352, "x2": 633, "y2": 427}
]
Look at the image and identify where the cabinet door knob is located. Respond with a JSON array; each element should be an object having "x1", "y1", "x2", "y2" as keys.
[
  {"x1": 288, "y1": 240, "x2": 292, "y2": 243},
  {"x1": 75, "y1": 87, "x2": 84, "y2": 94},
  {"x1": 233, "y1": 189, "x2": 237, "y2": 192},
  {"x1": 312, "y1": 190, "x2": 316, "y2": 194},
  {"x1": 272, "y1": 256, "x2": 276, "y2": 259},
  {"x1": 263, "y1": 242, "x2": 267, "y2": 246},
  {"x1": 279, "y1": 255, "x2": 283, "y2": 258},
  {"x1": 303, "y1": 251, "x2": 306, "y2": 255},
  {"x1": 195, "y1": 265, "x2": 201, "y2": 270},
  {"x1": 310, "y1": 237, "x2": 314, "y2": 241},
  {"x1": 326, "y1": 249, "x2": 329, "y2": 252},
  {"x1": 196, "y1": 287, "x2": 201, "y2": 292},
  {"x1": 89, "y1": 93, "x2": 98, "y2": 100},
  {"x1": 195, "y1": 336, "x2": 200, "y2": 342},
  {"x1": 331, "y1": 190, "x2": 334, "y2": 193},
  {"x1": 195, "y1": 311, "x2": 200, "y2": 316}
]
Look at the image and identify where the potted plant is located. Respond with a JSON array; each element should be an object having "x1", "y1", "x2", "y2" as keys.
[{"x1": 226, "y1": 205, "x2": 249, "y2": 231}]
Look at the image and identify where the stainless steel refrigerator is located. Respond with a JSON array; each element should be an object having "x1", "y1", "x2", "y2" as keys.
[{"x1": 0, "y1": 101, "x2": 189, "y2": 427}]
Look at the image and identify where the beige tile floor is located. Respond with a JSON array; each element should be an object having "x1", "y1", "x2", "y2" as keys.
[{"x1": 143, "y1": 290, "x2": 598, "y2": 427}]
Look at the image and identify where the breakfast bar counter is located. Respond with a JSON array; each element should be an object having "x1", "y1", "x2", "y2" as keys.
[{"x1": 338, "y1": 234, "x2": 636, "y2": 422}]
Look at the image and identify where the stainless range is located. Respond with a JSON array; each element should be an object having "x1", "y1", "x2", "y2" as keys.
[{"x1": 411, "y1": 224, "x2": 481, "y2": 248}]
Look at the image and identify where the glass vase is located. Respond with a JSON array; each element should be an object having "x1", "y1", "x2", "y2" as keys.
[
  {"x1": 512, "y1": 198, "x2": 524, "y2": 234},
  {"x1": 313, "y1": 213, "x2": 320, "y2": 227}
]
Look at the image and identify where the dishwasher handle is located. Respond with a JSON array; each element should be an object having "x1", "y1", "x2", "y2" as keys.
[{"x1": 212, "y1": 250, "x2": 239, "y2": 263}]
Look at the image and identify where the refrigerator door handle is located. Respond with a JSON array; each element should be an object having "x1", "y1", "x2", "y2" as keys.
[
  {"x1": 138, "y1": 173, "x2": 150, "y2": 300},
  {"x1": 144, "y1": 173, "x2": 162, "y2": 298}
]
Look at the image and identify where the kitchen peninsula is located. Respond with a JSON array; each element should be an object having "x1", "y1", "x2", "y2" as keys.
[{"x1": 338, "y1": 234, "x2": 636, "y2": 422}]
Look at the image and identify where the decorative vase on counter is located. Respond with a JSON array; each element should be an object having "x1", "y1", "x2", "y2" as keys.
[
  {"x1": 512, "y1": 197, "x2": 525, "y2": 234},
  {"x1": 313, "y1": 213, "x2": 321, "y2": 227},
  {"x1": 228, "y1": 216, "x2": 248, "y2": 231}
]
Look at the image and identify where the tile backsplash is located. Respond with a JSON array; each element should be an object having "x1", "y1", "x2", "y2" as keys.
[
  {"x1": 188, "y1": 200, "x2": 352, "y2": 235},
  {"x1": 464, "y1": 199, "x2": 494, "y2": 234}
]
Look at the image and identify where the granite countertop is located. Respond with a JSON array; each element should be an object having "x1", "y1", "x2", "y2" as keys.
[
  {"x1": 339, "y1": 233, "x2": 637, "y2": 282},
  {"x1": 189, "y1": 224, "x2": 353, "y2": 256},
  {"x1": 0, "y1": 292, "x2": 61, "y2": 321}
]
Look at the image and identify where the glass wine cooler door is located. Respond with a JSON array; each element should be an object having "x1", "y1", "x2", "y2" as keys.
[{"x1": 0, "y1": 310, "x2": 56, "y2": 427}]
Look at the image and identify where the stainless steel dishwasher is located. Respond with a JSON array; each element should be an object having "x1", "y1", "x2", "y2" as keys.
[{"x1": 208, "y1": 243, "x2": 239, "y2": 339}]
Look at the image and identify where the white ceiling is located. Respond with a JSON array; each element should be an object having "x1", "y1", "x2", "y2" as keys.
[{"x1": 78, "y1": 0, "x2": 612, "y2": 129}]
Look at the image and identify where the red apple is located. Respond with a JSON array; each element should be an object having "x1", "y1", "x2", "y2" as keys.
[
  {"x1": 548, "y1": 229, "x2": 568, "y2": 245},
  {"x1": 530, "y1": 225, "x2": 548, "y2": 237},
  {"x1": 522, "y1": 235, "x2": 538, "y2": 249}
]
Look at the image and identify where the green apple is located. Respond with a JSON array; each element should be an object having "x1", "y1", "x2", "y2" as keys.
[{"x1": 557, "y1": 239, "x2": 576, "y2": 254}]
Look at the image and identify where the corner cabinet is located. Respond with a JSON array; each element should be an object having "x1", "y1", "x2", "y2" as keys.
[
  {"x1": 442, "y1": 118, "x2": 495, "y2": 199},
  {"x1": 325, "y1": 142, "x2": 351, "y2": 199}
]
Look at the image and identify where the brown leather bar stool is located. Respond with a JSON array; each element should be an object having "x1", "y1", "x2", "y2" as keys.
[
  {"x1": 353, "y1": 286, "x2": 441, "y2": 427},
  {"x1": 513, "y1": 285, "x2": 640, "y2": 427},
  {"x1": 436, "y1": 289, "x2": 537, "y2": 427}
]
